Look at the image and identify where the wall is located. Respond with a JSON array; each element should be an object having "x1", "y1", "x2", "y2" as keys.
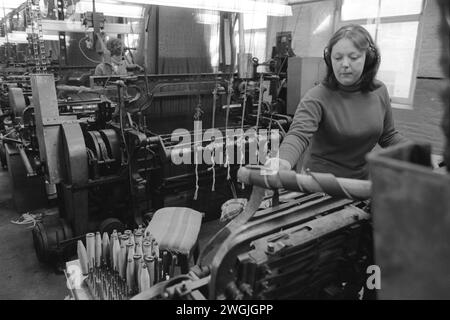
[
  {"x1": 394, "y1": 78, "x2": 446, "y2": 155},
  {"x1": 417, "y1": 0, "x2": 449, "y2": 78},
  {"x1": 266, "y1": 0, "x2": 337, "y2": 59},
  {"x1": 394, "y1": 0, "x2": 449, "y2": 155}
]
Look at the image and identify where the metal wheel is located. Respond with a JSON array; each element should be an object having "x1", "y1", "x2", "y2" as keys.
[
  {"x1": 98, "y1": 218, "x2": 125, "y2": 235},
  {"x1": 32, "y1": 217, "x2": 73, "y2": 263}
]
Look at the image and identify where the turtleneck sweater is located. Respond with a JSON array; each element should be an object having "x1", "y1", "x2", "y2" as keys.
[{"x1": 279, "y1": 80, "x2": 409, "y2": 179}]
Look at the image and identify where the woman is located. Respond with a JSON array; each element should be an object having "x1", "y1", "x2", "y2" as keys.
[
  {"x1": 271, "y1": 24, "x2": 408, "y2": 179},
  {"x1": 95, "y1": 38, "x2": 142, "y2": 76}
]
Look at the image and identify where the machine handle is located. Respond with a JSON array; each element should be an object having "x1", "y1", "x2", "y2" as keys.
[{"x1": 17, "y1": 144, "x2": 37, "y2": 177}]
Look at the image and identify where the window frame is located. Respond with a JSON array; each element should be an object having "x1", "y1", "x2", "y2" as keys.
[{"x1": 336, "y1": 0, "x2": 426, "y2": 106}]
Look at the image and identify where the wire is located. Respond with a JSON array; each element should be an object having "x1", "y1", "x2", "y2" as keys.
[
  {"x1": 11, "y1": 212, "x2": 43, "y2": 228},
  {"x1": 194, "y1": 161, "x2": 199, "y2": 201},
  {"x1": 211, "y1": 149, "x2": 215, "y2": 192},
  {"x1": 193, "y1": 124, "x2": 200, "y2": 200},
  {"x1": 78, "y1": 37, "x2": 101, "y2": 64},
  {"x1": 239, "y1": 80, "x2": 247, "y2": 189}
]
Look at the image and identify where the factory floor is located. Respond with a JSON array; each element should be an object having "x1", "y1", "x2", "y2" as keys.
[
  {"x1": 0, "y1": 168, "x2": 68, "y2": 299},
  {"x1": 0, "y1": 167, "x2": 226, "y2": 300}
]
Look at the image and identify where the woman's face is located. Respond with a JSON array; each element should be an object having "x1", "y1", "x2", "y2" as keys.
[{"x1": 331, "y1": 38, "x2": 366, "y2": 86}]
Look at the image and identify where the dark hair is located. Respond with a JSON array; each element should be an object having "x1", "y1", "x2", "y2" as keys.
[
  {"x1": 106, "y1": 38, "x2": 123, "y2": 57},
  {"x1": 323, "y1": 24, "x2": 380, "y2": 92}
]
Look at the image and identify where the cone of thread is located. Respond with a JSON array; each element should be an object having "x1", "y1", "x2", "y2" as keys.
[
  {"x1": 144, "y1": 255, "x2": 155, "y2": 286},
  {"x1": 95, "y1": 232, "x2": 102, "y2": 267},
  {"x1": 110, "y1": 230, "x2": 118, "y2": 267},
  {"x1": 142, "y1": 241, "x2": 152, "y2": 257},
  {"x1": 102, "y1": 232, "x2": 110, "y2": 266},
  {"x1": 77, "y1": 240, "x2": 89, "y2": 275},
  {"x1": 134, "y1": 254, "x2": 143, "y2": 291},
  {"x1": 134, "y1": 231, "x2": 143, "y2": 246},
  {"x1": 86, "y1": 233, "x2": 95, "y2": 270},
  {"x1": 139, "y1": 263, "x2": 151, "y2": 293},
  {"x1": 126, "y1": 257, "x2": 135, "y2": 294},
  {"x1": 126, "y1": 242, "x2": 135, "y2": 261},
  {"x1": 135, "y1": 242, "x2": 143, "y2": 257},
  {"x1": 112, "y1": 235, "x2": 121, "y2": 273},
  {"x1": 153, "y1": 241, "x2": 159, "y2": 259}
]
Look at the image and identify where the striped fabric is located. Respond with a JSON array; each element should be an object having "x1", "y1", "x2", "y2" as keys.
[{"x1": 144, "y1": 207, "x2": 203, "y2": 255}]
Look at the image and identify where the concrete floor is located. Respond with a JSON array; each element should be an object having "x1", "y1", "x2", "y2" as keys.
[
  {"x1": 0, "y1": 167, "x2": 225, "y2": 300},
  {"x1": 0, "y1": 168, "x2": 68, "y2": 300}
]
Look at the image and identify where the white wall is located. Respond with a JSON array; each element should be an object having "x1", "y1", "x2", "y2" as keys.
[
  {"x1": 417, "y1": 0, "x2": 448, "y2": 78},
  {"x1": 266, "y1": 0, "x2": 337, "y2": 60}
]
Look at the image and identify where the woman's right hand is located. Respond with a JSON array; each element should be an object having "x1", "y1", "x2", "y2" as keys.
[{"x1": 263, "y1": 157, "x2": 292, "y2": 175}]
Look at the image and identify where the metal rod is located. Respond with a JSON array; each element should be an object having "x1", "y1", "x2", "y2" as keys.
[{"x1": 17, "y1": 144, "x2": 37, "y2": 176}]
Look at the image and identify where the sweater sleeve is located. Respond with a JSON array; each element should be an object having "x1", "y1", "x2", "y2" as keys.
[
  {"x1": 279, "y1": 96, "x2": 323, "y2": 168},
  {"x1": 378, "y1": 85, "x2": 410, "y2": 147}
]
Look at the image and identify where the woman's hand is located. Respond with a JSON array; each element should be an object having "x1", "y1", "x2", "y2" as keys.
[
  {"x1": 263, "y1": 157, "x2": 292, "y2": 175},
  {"x1": 126, "y1": 64, "x2": 144, "y2": 72}
]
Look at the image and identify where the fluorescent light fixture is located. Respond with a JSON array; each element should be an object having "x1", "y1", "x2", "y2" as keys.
[
  {"x1": 76, "y1": 1, "x2": 144, "y2": 19},
  {"x1": 195, "y1": 12, "x2": 220, "y2": 25},
  {"x1": 25, "y1": 19, "x2": 140, "y2": 34},
  {"x1": 7, "y1": 32, "x2": 28, "y2": 43},
  {"x1": 118, "y1": 0, "x2": 292, "y2": 16},
  {"x1": 0, "y1": 0, "x2": 25, "y2": 9},
  {"x1": 42, "y1": 34, "x2": 60, "y2": 41},
  {"x1": 7, "y1": 31, "x2": 60, "y2": 43},
  {"x1": 0, "y1": 8, "x2": 11, "y2": 18}
]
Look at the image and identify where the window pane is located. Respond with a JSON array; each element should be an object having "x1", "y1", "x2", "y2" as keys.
[
  {"x1": 236, "y1": 30, "x2": 267, "y2": 62},
  {"x1": 244, "y1": 30, "x2": 266, "y2": 62},
  {"x1": 342, "y1": 0, "x2": 423, "y2": 20},
  {"x1": 379, "y1": 0, "x2": 423, "y2": 18},
  {"x1": 361, "y1": 24, "x2": 377, "y2": 40},
  {"x1": 341, "y1": 0, "x2": 380, "y2": 21},
  {"x1": 370, "y1": 21, "x2": 419, "y2": 99},
  {"x1": 244, "y1": 13, "x2": 267, "y2": 30}
]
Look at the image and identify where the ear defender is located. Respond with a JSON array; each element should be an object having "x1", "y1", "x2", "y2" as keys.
[
  {"x1": 364, "y1": 41, "x2": 380, "y2": 70},
  {"x1": 323, "y1": 46, "x2": 331, "y2": 68}
]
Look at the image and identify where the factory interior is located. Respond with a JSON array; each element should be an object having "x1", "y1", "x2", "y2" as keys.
[{"x1": 0, "y1": 0, "x2": 449, "y2": 301}]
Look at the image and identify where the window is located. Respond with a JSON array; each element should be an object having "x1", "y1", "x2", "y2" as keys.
[
  {"x1": 236, "y1": 13, "x2": 268, "y2": 63},
  {"x1": 197, "y1": 11, "x2": 267, "y2": 71},
  {"x1": 340, "y1": 0, "x2": 424, "y2": 105}
]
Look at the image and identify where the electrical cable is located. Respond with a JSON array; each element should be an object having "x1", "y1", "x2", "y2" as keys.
[
  {"x1": 211, "y1": 148, "x2": 215, "y2": 192},
  {"x1": 239, "y1": 80, "x2": 248, "y2": 189},
  {"x1": 78, "y1": 37, "x2": 101, "y2": 64}
]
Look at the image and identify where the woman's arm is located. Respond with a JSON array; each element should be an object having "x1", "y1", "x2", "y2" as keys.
[
  {"x1": 378, "y1": 86, "x2": 410, "y2": 147},
  {"x1": 279, "y1": 96, "x2": 323, "y2": 168}
]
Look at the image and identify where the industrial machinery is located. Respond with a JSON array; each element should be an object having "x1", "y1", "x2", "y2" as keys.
[
  {"x1": 0, "y1": 1, "x2": 292, "y2": 269},
  {"x1": 66, "y1": 166, "x2": 373, "y2": 300},
  {"x1": 0, "y1": 65, "x2": 292, "y2": 270}
]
